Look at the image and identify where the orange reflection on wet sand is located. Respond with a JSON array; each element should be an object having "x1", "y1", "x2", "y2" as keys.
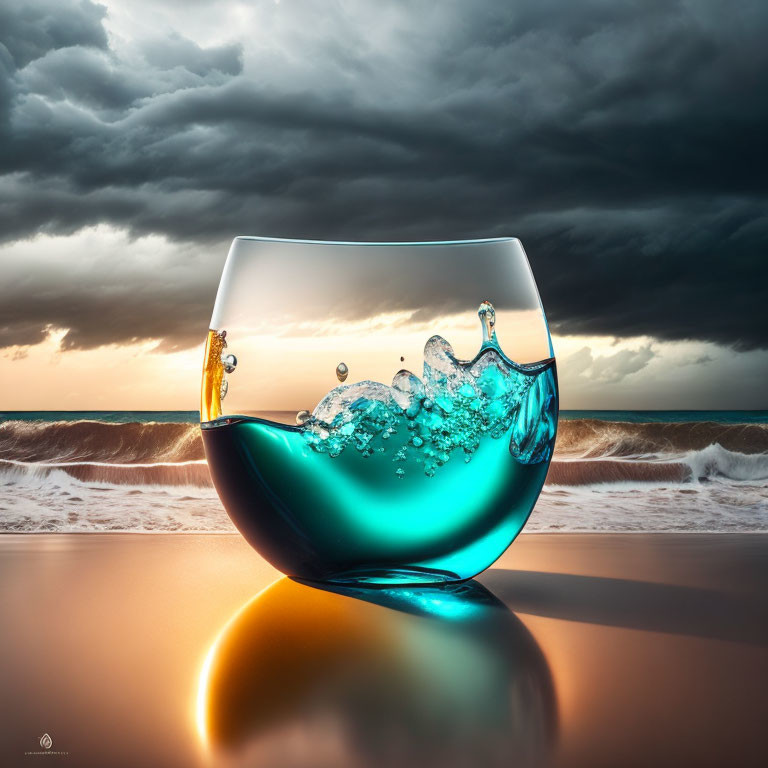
[{"x1": 196, "y1": 577, "x2": 556, "y2": 768}]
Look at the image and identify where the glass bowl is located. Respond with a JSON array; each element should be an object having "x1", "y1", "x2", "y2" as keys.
[{"x1": 201, "y1": 237, "x2": 557, "y2": 585}]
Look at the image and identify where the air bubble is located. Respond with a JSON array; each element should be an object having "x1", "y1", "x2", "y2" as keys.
[
  {"x1": 296, "y1": 410, "x2": 311, "y2": 425},
  {"x1": 222, "y1": 353, "x2": 237, "y2": 373},
  {"x1": 336, "y1": 362, "x2": 349, "y2": 382}
]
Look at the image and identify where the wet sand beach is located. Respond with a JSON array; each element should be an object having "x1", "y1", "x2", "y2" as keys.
[{"x1": 0, "y1": 533, "x2": 766, "y2": 767}]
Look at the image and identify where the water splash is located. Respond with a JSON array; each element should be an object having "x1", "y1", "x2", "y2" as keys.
[
  {"x1": 303, "y1": 302, "x2": 556, "y2": 477},
  {"x1": 478, "y1": 300, "x2": 496, "y2": 346}
]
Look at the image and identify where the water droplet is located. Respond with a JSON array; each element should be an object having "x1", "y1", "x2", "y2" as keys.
[
  {"x1": 296, "y1": 410, "x2": 311, "y2": 425},
  {"x1": 400, "y1": 356, "x2": 405, "y2": 362},
  {"x1": 336, "y1": 362, "x2": 349, "y2": 382},
  {"x1": 220, "y1": 379, "x2": 228, "y2": 400},
  {"x1": 478, "y1": 300, "x2": 496, "y2": 345},
  {"x1": 221, "y1": 353, "x2": 237, "y2": 373}
]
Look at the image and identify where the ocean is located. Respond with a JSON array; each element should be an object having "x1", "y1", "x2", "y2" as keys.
[{"x1": 1, "y1": 411, "x2": 766, "y2": 533}]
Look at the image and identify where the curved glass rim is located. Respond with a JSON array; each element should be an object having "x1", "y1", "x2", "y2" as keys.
[{"x1": 233, "y1": 235, "x2": 520, "y2": 247}]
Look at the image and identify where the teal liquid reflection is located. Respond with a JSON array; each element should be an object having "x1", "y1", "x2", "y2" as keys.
[{"x1": 197, "y1": 578, "x2": 557, "y2": 768}]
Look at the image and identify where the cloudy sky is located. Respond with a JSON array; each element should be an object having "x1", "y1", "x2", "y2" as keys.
[{"x1": 0, "y1": 0, "x2": 766, "y2": 410}]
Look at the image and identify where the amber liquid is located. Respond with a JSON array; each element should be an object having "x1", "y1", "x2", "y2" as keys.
[{"x1": 201, "y1": 329, "x2": 227, "y2": 422}]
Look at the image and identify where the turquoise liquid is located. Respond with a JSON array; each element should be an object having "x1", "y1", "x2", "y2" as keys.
[{"x1": 203, "y1": 305, "x2": 557, "y2": 585}]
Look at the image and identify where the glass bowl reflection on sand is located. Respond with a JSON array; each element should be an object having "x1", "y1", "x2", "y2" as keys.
[
  {"x1": 196, "y1": 578, "x2": 557, "y2": 768},
  {"x1": 201, "y1": 237, "x2": 557, "y2": 585}
]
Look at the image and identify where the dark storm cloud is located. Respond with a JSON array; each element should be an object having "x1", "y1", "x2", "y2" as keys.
[
  {"x1": 0, "y1": 0, "x2": 767, "y2": 351},
  {"x1": 0, "y1": 230, "x2": 222, "y2": 351},
  {"x1": 140, "y1": 32, "x2": 243, "y2": 77},
  {"x1": 0, "y1": 0, "x2": 107, "y2": 69},
  {"x1": 0, "y1": 273, "x2": 214, "y2": 352}
]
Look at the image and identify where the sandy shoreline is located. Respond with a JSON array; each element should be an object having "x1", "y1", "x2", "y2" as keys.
[{"x1": 1, "y1": 533, "x2": 766, "y2": 767}]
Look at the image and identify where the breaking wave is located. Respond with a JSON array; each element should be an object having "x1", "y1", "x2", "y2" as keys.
[
  {"x1": 1, "y1": 418, "x2": 766, "y2": 487},
  {"x1": 555, "y1": 419, "x2": 768, "y2": 458},
  {"x1": 0, "y1": 417, "x2": 765, "y2": 532},
  {"x1": 0, "y1": 419, "x2": 203, "y2": 464}
]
